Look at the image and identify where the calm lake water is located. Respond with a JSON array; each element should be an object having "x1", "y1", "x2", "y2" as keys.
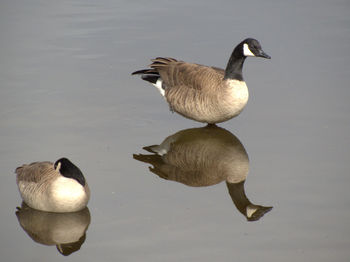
[{"x1": 1, "y1": 0, "x2": 350, "y2": 261}]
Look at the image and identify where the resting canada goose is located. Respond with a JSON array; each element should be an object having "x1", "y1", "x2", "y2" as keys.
[
  {"x1": 15, "y1": 158, "x2": 90, "y2": 213},
  {"x1": 132, "y1": 38, "x2": 270, "y2": 124}
]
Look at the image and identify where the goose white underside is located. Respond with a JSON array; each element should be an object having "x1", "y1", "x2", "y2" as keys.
[
  {"x1": 225, "y1": 79, "x2": 249, "y2": 115},
  {"x1": 19, "y1": 176, "x2": 89, "y2": 212}
]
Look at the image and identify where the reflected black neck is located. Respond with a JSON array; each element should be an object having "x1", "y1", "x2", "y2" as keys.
[
  {"x1": 224, "y1": 45, "x2": 246, "y2": 81},
  {"x1": 226, "y1": 181, "x2": 250, "y2": 216}
]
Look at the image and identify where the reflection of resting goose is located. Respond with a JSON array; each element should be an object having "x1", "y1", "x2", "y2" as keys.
[
  {"x1": 134, "y1": 125, "x2": 272, "y2": 221},
  {"x1": 16, "y1": 203, "x2": 91, "y2": 256}
]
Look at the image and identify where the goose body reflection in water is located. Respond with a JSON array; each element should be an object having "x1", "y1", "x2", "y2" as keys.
[
  {"x1": 134, "y1": 125, "x2": 272, "y2": 221},
  {"x1": 15, "y1": 202, "x2": 91, "y2": 256}
]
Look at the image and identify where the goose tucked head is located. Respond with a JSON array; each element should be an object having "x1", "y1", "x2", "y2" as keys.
[{"x1": 54, "y1": 158, "x2": 86, "y2": 187}]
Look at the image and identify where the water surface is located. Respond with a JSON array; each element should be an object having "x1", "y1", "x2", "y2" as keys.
[{"x1": 1, "y1": 0, "x2": 350, "y2": 261}]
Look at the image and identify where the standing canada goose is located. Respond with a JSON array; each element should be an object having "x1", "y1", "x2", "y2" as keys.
[
  {"x1": 15, "y1": 158, "x2": 90, "y2": 213},
  {"x1": 132, "y1": 38, "x2": 270, "y2": 124}
]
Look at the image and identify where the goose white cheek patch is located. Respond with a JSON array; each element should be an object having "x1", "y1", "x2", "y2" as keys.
[
  {"x1": 55, "y1": 162, "x2": 61, "y2": 172},
  {"x1": 243, "y1": 43, "x2": 255, "y2": 57}
]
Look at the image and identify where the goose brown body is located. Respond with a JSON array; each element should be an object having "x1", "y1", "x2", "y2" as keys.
[{"x1": 150, "y1": 58, "x2": 249, "y2": 123}]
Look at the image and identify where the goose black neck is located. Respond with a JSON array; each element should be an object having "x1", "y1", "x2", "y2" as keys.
[{"x1": 224, "y1": 45, "x2": 246, "y2": 81}]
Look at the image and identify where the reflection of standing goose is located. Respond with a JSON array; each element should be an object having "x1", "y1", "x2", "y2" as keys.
[
  {"x1": 16, "y1": 203, "x2": 91, "y2": 256},
  {"x1": 134, "y1": 125, "x2": 272, "y2": 221}
]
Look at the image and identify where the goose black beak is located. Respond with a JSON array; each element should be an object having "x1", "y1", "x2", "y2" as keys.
[{"x1": 258, "y1": 50, "x2": 271, "y2": 59}]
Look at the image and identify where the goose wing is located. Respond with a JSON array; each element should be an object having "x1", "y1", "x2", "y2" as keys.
[
  {"x1": 15, "y1": 161, "x2": 56, "y2": 183},
  {"x1": 150, "y1": 57, "x2": 225, "y2": 91}
]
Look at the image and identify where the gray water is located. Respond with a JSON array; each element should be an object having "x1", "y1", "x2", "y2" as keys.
[{"x1": 1, "y1": 0, "x2": 350, "y2": 261}]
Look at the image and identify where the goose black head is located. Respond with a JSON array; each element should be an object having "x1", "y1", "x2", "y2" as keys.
[
  {"x1": 225, "y1": 38, "x2": 270, "y2": 80},
  {"x1": 240, "y1": 38, "x2": 271, "y2": 59},
  {"x1": 54, "y1": 158, "x2": 86, "y2": 186}
]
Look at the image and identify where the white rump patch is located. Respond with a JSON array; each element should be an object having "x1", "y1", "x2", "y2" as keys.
[
  {"x1": 152, "y1": 79, "x2": 165, "y2": 97},
  {"x1": 243, "y1": 43, "x2": 255, "y2": 57}
]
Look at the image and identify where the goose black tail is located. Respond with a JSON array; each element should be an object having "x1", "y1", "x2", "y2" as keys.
[{"x1": 132, "y1": 69, "x2": 160, "y2": 84}]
